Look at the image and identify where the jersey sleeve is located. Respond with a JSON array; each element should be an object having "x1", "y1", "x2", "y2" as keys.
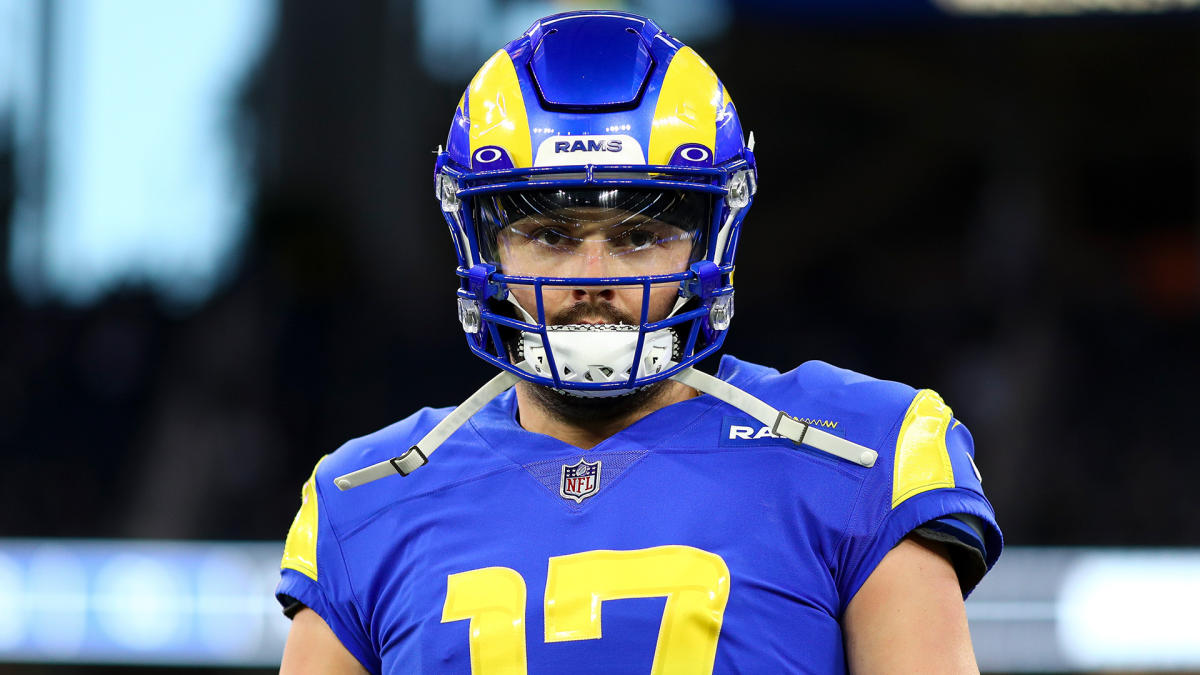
[
  {"x1": 835, "y1": 389, "x2": 1003, "y2": 613},
  {"x1": 276, "y1": 456, "x2": 380, "y2": 674}
]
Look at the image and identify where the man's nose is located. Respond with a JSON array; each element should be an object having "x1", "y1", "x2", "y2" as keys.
[{"x1": 569, "y1": 241, "x2": 616, "y2": 303}]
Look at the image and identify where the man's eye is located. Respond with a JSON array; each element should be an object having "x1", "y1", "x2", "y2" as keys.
[
  {"x1": 532, "y1": 228, "x2": 567, "y2": 247},
  {"x1": 622, "y1": 229, "x2": 657, "y2": 249}
]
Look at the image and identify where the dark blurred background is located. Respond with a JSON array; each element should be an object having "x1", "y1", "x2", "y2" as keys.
[{"x1": 0, "y1": 0, "x2": 1196, "y2": 672}]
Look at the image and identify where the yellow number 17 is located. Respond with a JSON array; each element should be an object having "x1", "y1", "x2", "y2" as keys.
[{"x1": 441, "y1": 545, "x2": 730, "y2": 675}]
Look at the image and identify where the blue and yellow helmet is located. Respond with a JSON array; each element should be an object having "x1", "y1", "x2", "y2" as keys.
[{"x1": 435, "y1": 10, "x2": 756, "y2": 395}]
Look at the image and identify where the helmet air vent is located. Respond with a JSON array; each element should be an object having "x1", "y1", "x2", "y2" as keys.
[{"x1": 528, "y1": 17, "x2": 654, "y2": 111}]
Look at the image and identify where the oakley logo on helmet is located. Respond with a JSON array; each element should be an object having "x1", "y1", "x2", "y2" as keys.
[
  {"x1": 475, "y1": 148, "x2": 503, "y2": 162},
  {"x1": 669, "y1": 143, "x2": 714, "y2": 167},
  {"x1": 471, "y1": 145, "x2": 514, "y2": 170},
  {"x1": 534, "y1": 134, "x2": 645, "y2": 167}
]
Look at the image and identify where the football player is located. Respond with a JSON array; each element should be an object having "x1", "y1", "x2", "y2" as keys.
[{"x1": 277, "y1": 10, "x2": 1001, "y2": 674}]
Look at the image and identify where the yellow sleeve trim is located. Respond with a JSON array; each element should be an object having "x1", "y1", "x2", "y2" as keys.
[
  {"x1": 281, "y1": 456, "x2": 326, "y2": 581},
  {"x1": 647, "y1": 46, "x2": 720, "y2": 165},
  {"x1": 891, "y1": 390, "x2": 956, "y2": 509}
]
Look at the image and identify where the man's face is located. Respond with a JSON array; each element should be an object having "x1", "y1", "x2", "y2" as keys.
[{"x1": 495, "y1": 204, "x2": 696, "y2": 327}]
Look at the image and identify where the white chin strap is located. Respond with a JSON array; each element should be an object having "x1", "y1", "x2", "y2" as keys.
[
  {"x1": 514, "y1": 324, "x2": 677, "y2": 397},
  {"x1": 331, "y1": 365, "x2": 878, "y2": 491},
  {"x1": 330, "y1": 287, "x2": 877, "y2": 490}
]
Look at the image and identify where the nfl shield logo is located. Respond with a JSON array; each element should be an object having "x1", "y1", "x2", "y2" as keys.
[{"x1": 560, "y1": 458, "x2": 601, "y2": 503}]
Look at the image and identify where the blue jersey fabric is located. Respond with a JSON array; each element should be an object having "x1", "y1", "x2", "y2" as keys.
[{"x1": 276, "y1": 356, "x2": 1002, "y2": 674}]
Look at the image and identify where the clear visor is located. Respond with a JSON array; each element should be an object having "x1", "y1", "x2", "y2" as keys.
[{"x1": 474, "y1": 189, "x2": 710, "y2": 277}]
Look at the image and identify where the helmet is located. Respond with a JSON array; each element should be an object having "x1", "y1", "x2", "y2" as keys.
[{"x1": 435, "y1": 10, "x2": 756, "y2": 396}]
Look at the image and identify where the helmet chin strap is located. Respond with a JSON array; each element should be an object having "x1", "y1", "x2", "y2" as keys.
[
  {"x1": 332, "y1": 271, "x2": 877, "y2": 490},
  {"x1": 331, "y1": 365, "x2": 878, "y2": 491}
]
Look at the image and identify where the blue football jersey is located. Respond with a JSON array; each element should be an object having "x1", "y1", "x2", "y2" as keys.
[{"x1": 276, "y1": 356, "x2": 1002, "y2": 674}]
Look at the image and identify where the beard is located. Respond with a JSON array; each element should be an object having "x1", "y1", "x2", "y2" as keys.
[
  {"x1": 514, "y1": 299, "x2": 676, "y2": 427},
  {"x1": 523, "y1": 377, "x2": 674, "y2": 427}
]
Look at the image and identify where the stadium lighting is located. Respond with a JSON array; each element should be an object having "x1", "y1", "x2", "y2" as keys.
[{"x1": 1, "y1": 540, "x2": 1200, "y2": 669}]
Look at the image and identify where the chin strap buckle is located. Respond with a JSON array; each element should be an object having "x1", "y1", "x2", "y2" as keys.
[
  {"x1": 671, "y1": 367, "x2": 878, "y2": 468},
  {"x1": 391, "y1": 447, "x2": 428, "y2": 476},
  {"x1": 333, "y1": 371, "x2": 521, "y2": 490},
  {"x1": 772, "y1": 411, "x2": 808, "y2": 445}
]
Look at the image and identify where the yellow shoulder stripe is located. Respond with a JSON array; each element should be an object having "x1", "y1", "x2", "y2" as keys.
[
  {"x1": 468, "y1": 49, "x2": 532, "y2": 168},
  {"x1": 892, "y1": 390, "x2": 956, "y2": 508},
  {"x1": 647, "y1": 47, "x2": 720, "y2": 165},
  {"x1": 281, "y1": 456, "x2": 326, "y2": 581}
]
